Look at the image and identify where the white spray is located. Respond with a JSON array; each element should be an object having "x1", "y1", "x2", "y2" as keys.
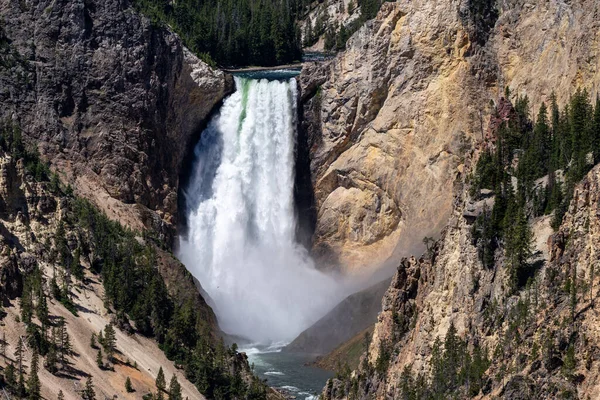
[{"x1": 178, "y1": 77, "x2": 343, "y2": 345}]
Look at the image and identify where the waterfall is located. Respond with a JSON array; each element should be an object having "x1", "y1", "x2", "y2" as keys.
[{"x1": 178, "y1": 76, "x2": 341, "y2": 344}]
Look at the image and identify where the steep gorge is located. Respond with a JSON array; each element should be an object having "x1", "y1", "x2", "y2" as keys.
[{"x1": 1, "y1": 0, "x2": 600, "y2": 398}]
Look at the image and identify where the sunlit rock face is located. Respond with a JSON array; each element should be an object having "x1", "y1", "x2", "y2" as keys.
[{"x1": 300, "y1": 0, "x2": 600, "y2": 276}]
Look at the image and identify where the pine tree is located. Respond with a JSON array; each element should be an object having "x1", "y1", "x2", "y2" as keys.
[
  {"x1": 505, "y1": 198, "x2": 533, "y2": 290},
  {"x1": 20, "y1": 288, "x2": 33, "y2": 324},
  {"x1": 532, "y1": 102, "x2": 551, "y2": 177},
  {"x1": 594, "y1": 95, "x2": 600, "y2": 163},
  {"x1": 168, "y1": 375, "x2": 182, "y2": 400},
  {"x1": 45, "y1": 327, "x2": 58, "y2": 373},
  {"x1": 72, "y1": 247, "x2": 84, "y2": 281},
  {"x1": 97, "y1": 330, "x2": 104, "y2": 348},
  {"x1": 96, "y1": 349, "x2": 103, "y2": 369},
  {"x1": 58, "y1": 390, "x2": 65, "y2": 400},
  {"x1": 5, "y1": 362, "x2": 16, "y2": 389},
  {"x1": 430, "y1": 336, "x2": 445, "y2": 395},
  {"x1": 90, "y1": 332, "x2": 97, "y2": 349},
  {"x1": 569, "y1": 88, "x2": 592, "y2": 180},
  {"x1": 443, "y1": 322, "x2": 461, "y2": 391},
  {"x1": 103, "y1": 323, "x2": 116, "y2": 361},
  {"x1": 125, "y1": 377, "x2": 134, "y2": 393},
  {"x1": 60, "y1": 268, "x2": 71, "y2": 301},
  {"x1": 58, "y1": 320, "x2": 71, "y2": 368},
  {"x1": 562, "y1": 344, "x2": 576, "y2": 377},
  {"x1": 55, "y1": 221, "x2": 68, "y2": 267},
  {"x1": 50, "y1": 172, "x2": 61, "y2": 193},
  {"x1": 156, "y1": 366, "x2": 166, "y2": 392},
  {"x1": 82, "y1": 377, "x2": 96, "y2": 400},
  {"x1": 50, "y1": 275, "x2": 61, "y2": 300},
  {"x1": 15, "y1": 337, "x2": 24, "y2": 376},
  {"x1": 18, "y1": 364, "x2": 26, "y2": 397},
  {"x1": 27, "y1": 349, "x2": 41, "y2": 400},
  {"x1": 36, "y1": 289, "x2": 49, "y2": 328}
]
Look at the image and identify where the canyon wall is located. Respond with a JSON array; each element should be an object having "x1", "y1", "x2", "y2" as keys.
[
  {"x1": 0, "y1": 0, "x2": 232, "y2": 241},
  {"x1": 322, "y1": 160, "x2": 600, "y2": 399},
  {"x1": 300, "y1": 0, "x2": 600, "y2": 275}
]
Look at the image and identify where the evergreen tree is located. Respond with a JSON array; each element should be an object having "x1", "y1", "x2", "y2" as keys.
[
  {"x1": 125, "y1": 377, "x2": 134, "y2": 393},
  {"x1": 103, "y1": 323, "x2": 116, "y2": 362},
  {"x1": 50, "y1": 172, "x2": 61, "y2": 193},
  {"x1": 58, "y1": 390, "x2": 65, "y2": 400},
  {"x1": 27, "y1": 349, "x2": 41, "y2": 400},
  {"x1": 168, "y1": 375, "x2": 182, "y2": 400},
  {"x1": 55, "y1": 221, "x2": 68, "y2": 267},
  {"x1": 5, "y1": 362, "x2": 16, "y2": 389},
  {"x1": 36, "y1": 289, "x2": 49, "y2": 328},
  {"x1": 58, "y1": 320, "x2": 71, "y2": 368},
  {"x1": 96, "y1": 349, "x2": 103, "y2": 369},
  {"x1": 594, "y1": 96, "x2": 600, "y2": 163},
  {"x1": 533, "y1": 102, "x2": 551, "y2": 177},
  {"x1": 15, "y1": 337, "x2": 24, "y2": 377},
  {"x1": 97, "y1": 330, "x2": 104, "y2": 348},
  {"x1": 156, "y1": 366, "x2": 166, "y2": 392},
  {"x1": 18, "y1": 364, "x2": 26, "y2": 397},
  {"x1": 72, "y1": 247, "x2": 84, "y2": 281},
  {"x1": 134, "y1": 0, "x2": 304, "y2": 67},
  {"x1": 569, "y1": 88, "x2": 592, "y2": 180},
  {"x1": 20, "y1": 286, "x2": 33, "y2": 324},
  {"x1": 563, "y1": 344, "x2": 576, "y2": 377},
  {"x1": 45, "y1": 327, "x2": 59, "y2": 373},
  {"x1": 82, "y1": 377, "x2": 96, "y2": 400}
]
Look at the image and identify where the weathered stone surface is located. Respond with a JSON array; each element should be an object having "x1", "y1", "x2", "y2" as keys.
[
  {"x1": 300, "y1": 0, "x2": 600, "y2": 275},
  {"x1": 0, "y1": 0, "x2": 232, "y2": 241},
  {"x1": 321, "y1": 162, "x2": 600, "y2": 399},
  {"x1": 300, "y1": 2, "x2": 480, "y2": 274}
]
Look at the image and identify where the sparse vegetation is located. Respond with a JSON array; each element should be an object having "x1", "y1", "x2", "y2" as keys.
[{"x1": 0, "y1": 121, "x2": 268, "y2": 399}]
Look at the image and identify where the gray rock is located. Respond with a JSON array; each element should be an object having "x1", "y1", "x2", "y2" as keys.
[{"x1": 0, "y1": 0, "x2": 232, "y2": 239}]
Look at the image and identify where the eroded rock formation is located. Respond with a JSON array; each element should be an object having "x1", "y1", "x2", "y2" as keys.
[
  {"x1": 300, "y1": 0, "x2": 600, "y2": 275},
  {"x1": 0, "y1": 0, "x2": 232, "y2": 241}
]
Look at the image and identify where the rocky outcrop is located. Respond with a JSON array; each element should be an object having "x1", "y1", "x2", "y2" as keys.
[
  {"x1": 300, "y1": 1, "x2": 482, "y2": 274},
  {"x1": 321, "y1": 161, "x2": 600, "y2": 399},
  {"x1": 300, "y1": 0, "x2": 600, "y2": 275},
  {"x1": 0, "y1": 0, "x2": 232, "y2": 241}
]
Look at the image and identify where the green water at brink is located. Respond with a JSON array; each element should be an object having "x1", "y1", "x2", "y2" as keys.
[{"x1": 246, "y1": 351, "x2": 333, "y2": 399}]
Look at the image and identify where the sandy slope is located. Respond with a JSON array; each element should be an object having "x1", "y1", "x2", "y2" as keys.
[{"x1": 0, "y1": 263, "x2": 204, "y2": 400}]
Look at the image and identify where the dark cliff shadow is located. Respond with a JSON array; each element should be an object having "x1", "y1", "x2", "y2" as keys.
[{"x1": 294, "y1": 78, "x2": 318, "y2": 252}]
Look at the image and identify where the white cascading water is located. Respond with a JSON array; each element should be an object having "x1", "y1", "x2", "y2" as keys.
[{"x1": 178, "y1": 77, "x2": 342, "y2": 345}]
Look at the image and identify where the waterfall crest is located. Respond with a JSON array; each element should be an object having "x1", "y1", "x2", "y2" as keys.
[{"x1": 178, "y1": 77, "x2": 341, "y2": 344}]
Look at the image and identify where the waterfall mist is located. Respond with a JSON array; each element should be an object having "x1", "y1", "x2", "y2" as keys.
[{"x1": 178, "y1": 77, "x2": 345, "y2": 345}]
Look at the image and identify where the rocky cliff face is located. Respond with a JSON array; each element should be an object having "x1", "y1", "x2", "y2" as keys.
[
  {"x1": 0, "y1": 0, "x2": 232, "y2": 241},
  {"x1": 321, "y1": 158, "x2": 600, "y2": 399},
  {"x1": 300, "y1": 0, "x2": 600, "y2": 275}
]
